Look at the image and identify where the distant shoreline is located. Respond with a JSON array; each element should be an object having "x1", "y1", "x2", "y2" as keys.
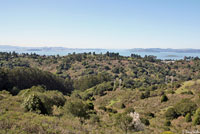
[{"x1": 1, "y1": 45, "x2": 200, "y2": 53}]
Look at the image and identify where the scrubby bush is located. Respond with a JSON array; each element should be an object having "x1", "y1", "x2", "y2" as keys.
[
  {"x1": 73, "y1": 73, "x2": 111, "y2": 91},
  {"x1": 80, "y1": 81, "x2": 114, "y2": 99},
  {"x1": 94, "y1": 82, "x2": 113, "y2": 96},
  {"x1": 18, "y1": 85, "x2": 46, "y2": 97},
  {"x1": 87, "y1": 102, "x2": 94, "y2": 110},
  {"x1": 0, "y1": 90, "x2": 11, "y2": 99},
  {"x1": 52, "y1": 105, "x2": 63, "y2": 116},
  {"x1": 193, "y1": 108, "x2": 200, "y2": 125},
  {"x1": 144, "y1": 90, "x2": 150, "y2": 98},
  {"x1": 146, "y1": 112, "x2": 155, "y2": 118},
  {"x1": 121, "y1": 103, "x2": 126, "y2": 109},
  {"x1": 181, "y1": 91, "x2": 193, "y2": 95},
  {"x1": 114, "y1": 113, "x2": 133, "y2": 134},
  {"x1": 23, "y1": 94, "x2": 46, "y2": 114},
  {"x1": 140, "y1": 118, "x2": 150, "y2": 126},
  {"x1": 161, "y1": 94, "x2": 168, "y2": 102},
  {"x1": 167, "y1": 90, "x2": 175, "y2": 94},
  {"x1": 185, "y1": 113, "x2": 192, "y2": 122},
  {"x1": 140, "y1": 93, "x2": 145, "y2": 99},
  {"x1": 11, "y1": 86, "x2": 20, "y2": 95},
  {"x1": 44, "y1": 90, "x2": 66, "y2": 106},
  {"x1": 164, "y1": 120, "x2": 171, "y2": 126},
  {"x1": 107, "y1": 108, "x2": 117, "y2": 113},
  {"x1": 38, "y1": 91, "x2": 66, "y2": 115},
  {"x1": 22, "y1": 87, "x2": 66, "y2": 115},
  {"x1": 65, "y1": 98, "x2": 93, "y2": 123},
  {"x1": 140, "y1": 90, "x2": 150, "y2": 99},
  {"x1": 112, "y1": 67, "x2": 120, "y2": 74},
  {"x1": 165, "y1": 107, "x2": 178, "y2": 120},
  {"x1": 80, "y1": 88, "x2": 94, "y2": 100},
  {"x1": 104, "y1": 66, "x2": 110, "y2": 70},
  {"x1": 194, "y1": 108, "x2": 200, "y2": 116},
  {"x1": 123, "y1": 79, "x2": 134, "y2": 88},
  {"x1": 174, "y1": 99, "x2": 197, "y2": 116},
  {"x1": 193, "y1": 115, "x2": 200, "y2": 125}
]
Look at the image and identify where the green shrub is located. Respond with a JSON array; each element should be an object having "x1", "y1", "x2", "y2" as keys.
[
  {"x1": 0, "y1": 90, "x2": 11, "y2": 99},
  {"x1": 140, "y1": 90, "x2": 150, "y2": 99},
  {"x1": 114, "y1": 113, "x2": 133, "y2": 134},
  {"x1": 185, "y1": 113, "x2": 192, "y2": 122},
  {"x1": 18, "y1": 85, "x2": 46, "y2": 97},
  {"x1": 193, "y1": 108, "x2": 200, "y2": 125},
  {"x1": 22, "y1": 94, "x2": 46, "y2": 114},
  {"x1": 65, "y1": 98, "x2": 92, "y2": 123},
  {"x1": 195, "y1": 108, "x2": 200, "y2": 116},
  {"x1": 104, "y1": 66, "x2": 110, "y2": 70},
  {"x1": 52, "y1": 105, "x2": 63, "y2": 116},
  {"x1": 22, "y1": 88, "x2": 66, "y2": 115},
  {"x1": 141, "y1": 118, "x2": 150, "y2": 126},
  {"x1": 80, "y1": 88, "x2": 94, "y2": 100},
  {"x1": 87, "y1": 102, "x2": 94, "y2": 110},
  {"x1": 146, "y1": 112, "x2": 155, "y2": 118},
  {"x1": 140, "y1": 93, "x2": 145, "y2": 99},
  {"x1": 181, "y1": 91, "x2": 193, "y2": 95},
  {"x1": 161, "y1": 94, "x2": 168, "y2": 102},
  {"x1": 164, "y1": 120, "x2": 171, "y2": 126},
  {"x1": 107, "y1": 108, "x2": 117, "y2": 113},
  {"x1": 193, "y1": 115, "x2": 200, "y2": 125},
  {"x1": 144, "y1": 90, "x2": 150, "y2": 98},
  {"x1": 121, "y1": 103, "x2": 126, "y2": 109},
  {"x1": 174, "y1": 99, "x2": 197, "y2": 116},
  {"x1": 94, "y1": 82, "x2": 113, "y2": 96},
  {"x1": 165, "y1": 107, "x2": 178, "y2": 120},
  {"x1": 167, "y1": 90, "x2": 175, "y2": 94},
  {"x1": 73, "y1": 73, "x2": 111, "y2": 91},
  {"x1": 11, "y1": 86, "x2": 20, "y2": 95},
  {"x1": 42, "y1": 91, "x2": 66, "y2": 107},
  {"x1": 112, "y1": 67, "x2": 120, "y2": 74}
]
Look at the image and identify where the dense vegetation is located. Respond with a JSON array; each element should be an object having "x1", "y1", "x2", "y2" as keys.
[{"x1": 0, "y1": 51, "x2": 200, "y2": 134}]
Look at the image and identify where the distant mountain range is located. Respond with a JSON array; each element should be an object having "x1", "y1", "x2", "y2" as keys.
[
  {"x1": 129, "y1": 48, "x2": 200, "y2": 53},
  {"x1": 0, "y1": 45, "x2": 104, "y2": 51},
  {"x1": 1, "y1": 45, "x2": 200, "y2": 53}
]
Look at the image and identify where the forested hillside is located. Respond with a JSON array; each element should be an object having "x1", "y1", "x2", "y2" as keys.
[{"x1": 0, "y1": 51, "x2": 200, "y2": 134}]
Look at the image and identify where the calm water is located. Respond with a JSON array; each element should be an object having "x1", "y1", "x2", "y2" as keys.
[{"x1": 1, "y1": 48, "x2": 200, "y2": 60}]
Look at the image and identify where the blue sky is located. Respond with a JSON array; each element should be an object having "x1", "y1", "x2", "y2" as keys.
[{"x1": 0, "y1": 0, "x2": 200, "y2": 49}]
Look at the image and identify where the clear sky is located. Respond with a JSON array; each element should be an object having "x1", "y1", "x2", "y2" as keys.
[{"x1": 0, "y1": 0, "x2": 200, "y2": 49}]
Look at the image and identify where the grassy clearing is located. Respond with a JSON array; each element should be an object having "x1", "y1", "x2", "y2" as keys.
[
  {"x1": 175, "y1": 80, "x2": 200, "y2": 94},
  {"x1": 108, "y1": 99, "x2": 121, "y2": 107}
]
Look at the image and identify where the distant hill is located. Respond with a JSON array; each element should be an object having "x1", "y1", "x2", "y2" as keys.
[
  {"x1": 129, "y1": 48, "x2": 200, "y2": 53},
  {"x1": 1, "y1": 45, "x2": 200, "y2": 53},
  {"x1": 0, "y1": 45, "x2": 69, "y2": 51},
  {"x1": 0, "y1": 45, "x2": 105, "y2": 51}
]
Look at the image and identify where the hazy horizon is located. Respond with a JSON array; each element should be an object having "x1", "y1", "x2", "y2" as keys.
[
  {"x1": 2, "y1": 44, "x2": 200, "y2": 50},
  {"x1": 0, "y1": 0, "x2": 200, "y2": 49}
]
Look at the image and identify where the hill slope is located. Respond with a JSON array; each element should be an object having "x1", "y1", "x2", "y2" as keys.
[{"x1": 0, "y1": 52, "x2": 200, "y2": 134}]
